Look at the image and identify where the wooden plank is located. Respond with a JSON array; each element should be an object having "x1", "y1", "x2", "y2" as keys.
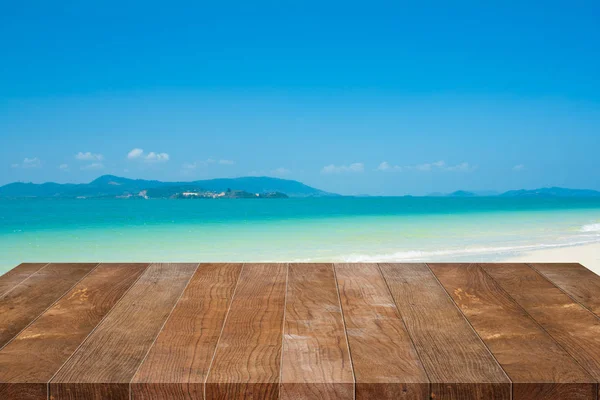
[
  {"x1": 0, "y1": 263, "x2": 148, "y2": 400},
  {"x1": 481, "y1": 263, "x2": 600, "y2": 395},
  {"x1": 0, "y1": 262, "x2": 98, "y2": 348},
  {"x1": 131, "y1": 263, "x2": 243, "y2": 400},
  {"x1": 0, "y1": 263, "x2": 48, "y2": 296},
  {"x1": 280, "y1": 263, "x2": 353, "y2": 400},
  {"x1": 430, "y1": 263, "x2": 597, "y2": 400},
  {"x1": 379, "y1": 263, "x2": 511, "y2": 399},
  {"x1": 531, "y1": 263, "x2": 600, "y2": 317},
  {"x1": 205, "y1": 263, "x2": 287, "y2": 400},
  {"x1": 335, "y1": 263, "x2": 429, "y2": 400},
  {"x1": 50, "y1": 263, "x2": 198, "y2": 400}
]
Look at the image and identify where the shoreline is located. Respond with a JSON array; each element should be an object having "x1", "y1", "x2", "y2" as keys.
[{"x1": 502, "y1": 242, "x2": 600, "y2": 275}]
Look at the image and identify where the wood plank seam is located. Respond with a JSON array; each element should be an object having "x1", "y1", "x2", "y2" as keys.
[
  {"x1": 277, "y1": 263, "x2": 290, "y2": 400},
  {"x1": 0, "y1": 262, "x2": 50, "y2": 297},
  {"x1": 129, "y1": 262, "x2": 200, "y2": 397},
  {"x1": 203, "y1": 262, "x2": 246, "y2": 400},
  {"x1": 45, "y1": 263, "x2": 151, "y2": 400},
  {"x1": 376, "y1": 263, "x2": 432, "y2": 396},
  {"x1": 527, "y1": 263, "x2": 600, "y2": 322},
  {"x1": 424, "y1": 263, "x2": 513, "y2": 391},
  {"x1": 479, "y1": 263, "x2": 600, "y2": 396},
  {"x1": 0, "y1": 262, "x2": 101, "y2": 353},
  {"x1": 331, "y1": 263, "x2": 356, "y2": 400}
]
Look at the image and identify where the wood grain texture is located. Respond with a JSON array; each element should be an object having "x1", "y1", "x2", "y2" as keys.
[
  {"x1": 379, "y1": 263, "x2": 511, "y2": 400},
  {"x1": 481, "y1": 263, "x2": 600, "y2": 389},
  {"x1": 0, "y1": 263, "x2": 98, "y2": 349},
  {"x1": 0, "y1": 263, "x2": 148, "y2": 400},
  {"x1": 335, "y1": 263, "x2": 429, "y2": 400},
  {"x1": 205, "y1": 263, "x2": 287, "y2": 400},
  {"x1": 430, "y1": 263, "x2": 597, "y2": 400},
  {"x1": 280, "y1": 263, "x2": 353, "y2": 400},
  {"x1": 131, "y1": 263, "x2": 243, "y2": 400},
  {"x1": 50, "y1": 263, "x2": 198, "y2": 400},
  {"x1": 531, "y1": 263, "x2": 600, "y2": 317},
  {"x1": 0, "y1": 263, "x2": 48, "y2": 296}
]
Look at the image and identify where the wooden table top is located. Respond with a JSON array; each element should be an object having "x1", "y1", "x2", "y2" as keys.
[{"x1": 1, "y1": 262, "x2": 600, "y2": 400}]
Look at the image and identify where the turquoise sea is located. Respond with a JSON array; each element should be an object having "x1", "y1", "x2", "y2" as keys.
[{"x1": 1, "y1": 197, "x2": 600, "y2": 274}]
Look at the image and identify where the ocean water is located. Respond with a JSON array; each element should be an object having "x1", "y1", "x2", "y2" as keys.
[{"x1": 1, "y1": 197, "x2": 599, "y2": 274}]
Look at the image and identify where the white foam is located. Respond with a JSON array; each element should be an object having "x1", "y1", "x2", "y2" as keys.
[
  {"x1": 581, "y1": 223, "x2": 600, "y2": 233},
  {"x1": 337, "y1": 238, "x2": 600, "y2": 263}
]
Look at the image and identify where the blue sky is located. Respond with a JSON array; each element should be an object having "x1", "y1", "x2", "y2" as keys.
[{"x1": 1, "y1": 1, "x2": 599, "y2": 195}]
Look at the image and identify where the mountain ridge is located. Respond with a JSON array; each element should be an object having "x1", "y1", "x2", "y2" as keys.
[
  {"x1": 0, "y1": 175, "x2": 338, "y2": 198},
  {"x1": 1, "y1": 176, "x2": 599, "y2": 198}
]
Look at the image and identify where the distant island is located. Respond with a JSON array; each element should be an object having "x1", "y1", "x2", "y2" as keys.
[
  {"x1": 436, "y1": 187, "x2": 600, "y2": 198},
  {"x1": 0, "y1": 175, "x2": 599, "y2": 199},
  {"x1": 0, "y1": 175, "x2": 337, "y2": 199}
]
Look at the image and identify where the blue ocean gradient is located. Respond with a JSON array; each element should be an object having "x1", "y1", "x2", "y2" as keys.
[{"x1": 1, "y1": 198, "x2": 599, "y2": 273}]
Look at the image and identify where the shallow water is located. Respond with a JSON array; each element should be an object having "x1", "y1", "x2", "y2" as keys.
[{"x1": 1, "y1": 197, "x2": 599, "y2": 274}]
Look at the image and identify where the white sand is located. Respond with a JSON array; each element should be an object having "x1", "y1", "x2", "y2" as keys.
[{"x1": 502, "y1": 242, "x2": 600, "y2": 275}]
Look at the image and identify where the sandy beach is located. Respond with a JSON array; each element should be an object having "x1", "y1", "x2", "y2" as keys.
[{"x1": 503, "y1": 242, "x2": 600, "y2": 275}]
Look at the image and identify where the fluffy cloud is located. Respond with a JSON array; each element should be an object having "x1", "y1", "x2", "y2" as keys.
[
  {"x1": 218, "y1": 159, "x2": 235, "y2": 165},
  {"x1": 11, "y1": 157, "x2": 41, "y2": 168},
  {"x1": 75, "y1": 152, "x2": 103, "y2": 161},
  {"x1": 127, "y1": 148, "x2": 144, "y2": 159},
  {"x1": 321, "y1": 163, "x2": 364, "y2": 174},
  {"x1": 127, "y1": 148, "x2": 169, "y2": 163},
  {"x1": 377, "y1": 161, "x2": 401, "y2": 172},
  {"x1": 512, "y1": 164, "x2": 525, "y2": 171},
  {"x1": 377, "y1": 160, "x2": 475, "y2": 172},
  {"x1": 59, "y1": 164, "x2": 69, "y2": 171},
  {"x1": 145, "y1": 152, "x2": 170, "y2": 162}
]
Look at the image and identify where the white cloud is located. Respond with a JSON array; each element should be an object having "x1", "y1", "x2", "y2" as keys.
[
  {"x1": 376, "y1": 160, "x2": 474, "y2": 173},
  {"x1": 127, "y1": 148, "x2": 144, "y2": 159},
  {"x1": 322, "y1": 162, "x2": 364, "y2": 174},
  {"x1": 81, "y1": 163, "x2": 105, "y2": 170},
  {"x1": 445, "y1": 162, "x2": 474, "y2": 172},
  {"x1": 59, "y1": 164, "x2": 69, "y2": 171},
  {"x1": 512, "y1": 164, "x2": 525, "y2": 171},
  {"x1": 127, "y1": 148, "x2": 169, "y2": 163},
  {"x1": 145, "y1": 152, "x2": 170, "y2": 162},
  {"x1": 11, "y1": 157, "x2": 41, "y2": 168},
  {"x1": 377, "y1": 161, "x2": 402, "y2": 172},
  {"x1": 271, "y1": 167, "x2": 291, "y2": 176},
  {"x1": 75, "y1": 152, "x2": 103, "y2": 161},
  {"x1": 218, "y1": 159, "x2": 235, "y2": 165},
  {"x1": 414, "y1": 160, "x2": 445, "y2": 171}
]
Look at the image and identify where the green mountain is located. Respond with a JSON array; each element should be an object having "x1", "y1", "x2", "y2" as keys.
[{"x1": 0, "y1": 175, "x2": 337, "y2": 198}]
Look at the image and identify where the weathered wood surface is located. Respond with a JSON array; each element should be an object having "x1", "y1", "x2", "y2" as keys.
[
  {"x1": 380, "y1": 263, "x2": 511, "y2": 399},
  {"x1": 431, "y1": 263, "x2": 597, "y2": 400},
  {"x1": 531, "y1": 262, "x2": 600, "y2": 317},
  {"x1": 0, "y1": 263, "x2": 98, "y2": 349},
  {"x1": 0, "y1": 263, "x2": 148, "y2": 400},
  {"x1": 1, "y1": 262, "x2": 600, "y2": 399},
  {"x1": 280, "y1": 263, "x2": 353, "y2": 400},
  {"x1": 50, "y1": 263, "x2": 198, "y2": 400},
  {"x1": 481, "y1": 263, "x2": 600, "y2": 398},
  {"x1": 131, "y1": 263, "x2": 242, "y2": 400},
  {"x1": 0, "y1": 263, "x2": 48, "y2": 296},
  {"x1": 205, "y1": 263, "x2": 287, "y2": 400},
  {"x1": 335, "y1": 263, "x2": 428, "y2": 399}
]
